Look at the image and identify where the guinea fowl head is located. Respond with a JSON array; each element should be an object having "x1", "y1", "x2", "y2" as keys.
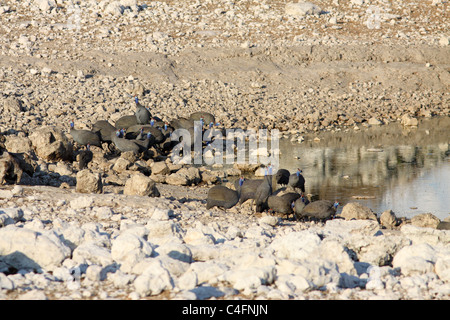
[
  {"x1": 146, "y1": 132, "x2": 152, "y2": 139},
  {"x1": 296, "y1": 168, "x2": 302, "y2": 176},
  {"x1": 291, "y1": 201, "x2": 295, "y2": 209},
  {"x1": 239, "y1": 177, "x2": 244, "y2": 186},
  {"x1": 70, "y1": 121, "x2": 75, "y2": 129},
  {"x1": 333, "y1": 202, "x2": 339, "y2": 209},
  {"x1": 150, "y1": 118, "x2": 155, "y2": 126},
  {"x1": 134, "y1": 96, "x2": 139, "y2": 104}
]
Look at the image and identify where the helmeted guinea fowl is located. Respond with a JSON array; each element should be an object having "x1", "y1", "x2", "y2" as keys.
[
  {"x1": 77, "y1": 144, "x2": 93, "y2": 170},
  {"x1": 110, "y1": 130, "x2": 140, "y2": 154},
  {"x1": 275, "y1": 169, "x2": 290, "y2": 186},
  {"x1": 255, "y1": 174, "x2": 273, "y2": 213},
  {"x1": 134, "y1": 131, "x2": 156, "y2": 152},
  {"x1": 69, "y1": 121, "x2": 102, "y2": 147},
  {"x1": 134, "y1": 96, "x2": 151, "y2": 125},
  {"x1": 115, "y1": 115, "x2": 138, "y2": 130},
  {"x1": 294, "y1": 200, "x2": 339, "y2": 221},
  {"x1": 267, "y1": 192, "x2": 301, "y2": 218},
  {"x1": 92, "y1": 120, "x2": 116, "y2": 143},
  {"x1": 206, "y1": 179, "x2": 242, "y2": 210},
  {"x1": 189, "y1": 111, "x2": 215, "y2": 127},
  {"x1": 288, "y1": 168, "x2": 306, "y2": 193}
]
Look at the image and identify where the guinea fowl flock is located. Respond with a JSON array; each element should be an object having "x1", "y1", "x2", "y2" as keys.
[
  {"x1": 69, "y1": 96, "x2": 338, "y2": 222},
  {"x1": 208, "y1": 166, "x2": 339, "y2": 222},
  {"x1": 69, "y1": 96, "x2": 218, "y2": 159}
]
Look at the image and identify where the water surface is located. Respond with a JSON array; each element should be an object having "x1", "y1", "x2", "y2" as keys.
[{"x1": 277, "y1": 117, "x2": 450, "y2": 220}]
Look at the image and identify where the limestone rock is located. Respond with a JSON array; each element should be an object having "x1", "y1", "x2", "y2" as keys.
[
  {"x1": 29, "y1": 126, "x2": 73, "y2": 162},
  {"x1": 76, "y1": 169, "x2": 103, "y2": 194},
  {"x1": 411, "y1": 213, "x2": 441, "y2": 229},
  {"x1": 0, "y1": 226, "x2": 71, "y2": 271},
  {"x1": 340, "y1": 202, "x2": 378, "y2": 221},
  {"x1": 123, "y1": 174, "x2": 160, "y2": 197},
  {"x1": 285, "y1": 2, "x2": 322, "y2": 16}
]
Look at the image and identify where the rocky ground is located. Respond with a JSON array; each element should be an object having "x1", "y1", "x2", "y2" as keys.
[{"x1": 0, "y1": 0, "x2": 449, "y2": 301}]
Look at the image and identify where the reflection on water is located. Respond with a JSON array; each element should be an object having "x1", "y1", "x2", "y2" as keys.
[{"x1": 278, "y1": 117, "x2": 450, "y2": 220}]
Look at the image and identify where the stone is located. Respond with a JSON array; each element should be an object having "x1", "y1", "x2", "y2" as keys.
[
  {"x1": 105, "y1": 2, "x2": 124, "y2": 16},
  {"x1": 380, "y1": 210, "x2": 398, "y2": 228},
  {"x1": 411, "y1": 213, "x2": 441, "y2": 229},
  {"x1": 400, "y1": 114, "x2": 418, "y2": 127},
  {"x1": 29, "y1": 126, "x2": 73, "y2": 162},
  {"x1": 368, "y1": 117, "x2": 382, "y2": 125},
  {"x1": 439, "y1": 36, "x2": 449, "y2": 46},
  {"x1": 123, "y1": 174, "x2": 160, "y2": 197},
  {"x1": 268, "y1": 230, "x2": 321, "y2": 260},
  {"x1": 112, "y1": 157, "x2": 131, "y2": 173},
  {"x1": 111, "y1": 233, "x2": 154, "y2": 273},
  {"x1": 72, "y1": 242, "x2": 113, "y2": 266},
  {"x1": 3, "y1": 97, "x2": 24, "y2": 113},
  {"x1": 340, "y1": 202, "x2": 377, "y2": 221},
  {"x1": 151, "y1": 161, "x2": 170, "y2": 175},
  {"x1": 285, "y1": 2, "x2": 322, "y2": 16},
  {"x1": 0, "y1": 272, "x2": 14, "y2": 290},
  {"x1": 392, "y1": 243, "x2": 437, "y2": 276},
  {"x1": 133, "y1": 259, "x2": 174, "y2": 296},
  {"x1": 0, "y1": 226, "x2": 71, "y2": 271},
  {"x1": 34, "y1": 0, "x2": 56, "y2": 11},
  {"x1": 76, "y1": 169, "x2": 103, "y2": 194}
]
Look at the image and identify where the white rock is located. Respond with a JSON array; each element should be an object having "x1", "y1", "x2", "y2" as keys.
[
  {"x1": 105, "y1": 1, "x2": 124, "y2": 15},
  {"x1": 133, "y1": 259, "x2": 174, "y2": 296},
  {"x1": 111, "y1": 233, "x2": 154, "y2": 273},
  {"x1": 72, "y1": 243, "x2": 113, "y2": 266},
  {"x1": 0, "y1": 226, "x2": 71, "y2": 271},
  {"x1": 439, "y1": 36, "x2": 449, "y2": 46},
  {"x1": 109, "y1": 270, "x2": 136, "y2": 288},
  {"x1": 69, "y1": 196, "x2": 94, "y2": 210},
  {"x1": 285, "y1": 2, "x2": 322, "y2": 16},
  {"x1": 268, "y1": 230, "x2": 321, "y2": 260},
  {"x1": 392, "y1": 243, "x2": 437, "y2": 276},
  {"x1": 0, "y1": 272, "x2": 14, "y2": 290},
  {"x1": 176, "y1": 270, "x2": 198, "y2": 290},
  {"x1": 34, "y1": 0, "x2": 56, "y2": 12}
]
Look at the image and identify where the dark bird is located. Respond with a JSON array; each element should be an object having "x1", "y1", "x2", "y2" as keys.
[
  {"x1": 292, "y1": 195, "x2": 310, "y2": 217},
  {"x1": 134, "y1": 132, "x2": 156, "y2": 152},
  {"x1": 267, "y1": 192, "x2": 301, "y2": 218},
  {"x1": 115, "y1": 115, "x2": 138, "y2": 130},
  {"x1": 189, "y1": 112, "x2": 215, "y2": 126},
  {"x1": 134, "y1": 96, "x2": 151, "y2": 125},
  {"x1": 294, "y1": 200, "x2": 339, "y2": 221},
  {"x1": 77, "y1": 144, "x2": 93, "y2": 170},
  {"x1": 69, "y1": 121, "x2": 102, "y2": 147},
  {"x1": 170, "y1": 117, "x2": 194, "y2": 130},
  {"x1": 92, "y1": 120, "x2": 116, "y2": 143},
  {"x1": 126, "y1": 125, "x2": 165, "y2": 144},
  {"x1": 110, "y1": 130, "x2": 140, "y2": 154},
  {"x1": 234, "y1": 178, "x2": 263, "y2": 204},
  {"x1": 275, "y1": 169, "x2": 290, "y2": 186},
  {"x1": 288, "y1": 168, "x2": 306, "y2": 193},
  {"x1": 255, "y1": 174, "x2": 274, "y2": 213},
  {"x1": 206, "y1": 183, "x2": 241, "y2": 210}
]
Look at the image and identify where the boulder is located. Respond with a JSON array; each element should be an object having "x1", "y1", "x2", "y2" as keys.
[
  {"x1": 411, "y1": 213, "x2": 441, "y2": 229},
  {"x1": 123, "y1": 174, "x2": 160, "y2": 197},
  {"x1": 29, "y1": 126, "x2": 73, "y2": 162},
  {"x1": 0, "y1": 226, "x2": 71, "y2": 271},
  {"x1": 76, "y1": 169, "x2": 103, "y2": 194},
  {"x1": 340, "y1": 202, "x2": 378, "y2": 221},
  {"x1": 380, "y1": 210, "x2": 398, "y2": 228},
  {"x1": 285, "y1": 2, "x2": 322, "y2": 16}
]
